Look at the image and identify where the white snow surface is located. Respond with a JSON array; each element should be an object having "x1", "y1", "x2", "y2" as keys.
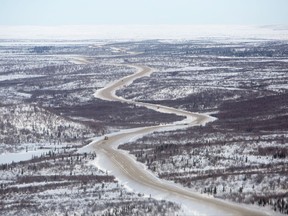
[
  {"x1": 0, "y1": 149, "x2": 50, "y2": 164},
  {"x1": 0, "y1": 25, "x2": 288, "y2": 41},
  {"x1": 0, "y1": 74, "x2": 45, "y2": 82}
]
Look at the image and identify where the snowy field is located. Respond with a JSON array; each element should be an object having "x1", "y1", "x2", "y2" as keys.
[
  {"x1": 0, "y1": 34, "x2": 287, "y2": 215},
  {"x1": 0, "y1": 149, "x2": 180, "y2": 216},
  {"x1": 0, "y1": 25, "x2": 288, "y2": 41}
]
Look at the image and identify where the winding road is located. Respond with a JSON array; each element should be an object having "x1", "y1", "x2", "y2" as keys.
[{"x1": 83, "y1": 65, "x2": 267, "y2": 215}]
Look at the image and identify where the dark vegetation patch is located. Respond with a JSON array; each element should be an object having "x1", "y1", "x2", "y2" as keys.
[
  {"x1": 54, "y1": 100, "x2": 184, "y2": 128},
  {"x1": 215, "y1": 93, "x2": 288, "y2": 132}
]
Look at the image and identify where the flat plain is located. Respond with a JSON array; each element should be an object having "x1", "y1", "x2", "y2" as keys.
[{"x1": 0, "y1": 38, "x2": 287, "y2": 215}]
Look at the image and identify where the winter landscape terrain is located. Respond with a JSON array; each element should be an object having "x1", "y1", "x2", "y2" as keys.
[{"x1": 0, "y1": 26, "x2": 288, "y2": 215}]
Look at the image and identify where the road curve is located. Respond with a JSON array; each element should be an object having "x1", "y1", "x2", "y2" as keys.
[{"x1": 87, "y1": 65, "x2": 267, "y2": 216}]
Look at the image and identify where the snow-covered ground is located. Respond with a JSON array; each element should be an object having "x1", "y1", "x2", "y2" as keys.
[
  {"x1": 0, "y1": 25, "x2": 288, "y2": 41},
  {"x1": 0, "y1": 38, "x2": 287, "y2": 215},
  {"x1": 0, "y1": 149, "x2": 50, "y2": 164},
  {"x1": 0, "y1": 148, "x2": 180, "y2": 216}
]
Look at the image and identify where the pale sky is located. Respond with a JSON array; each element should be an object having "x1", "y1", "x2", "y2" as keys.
[{"x1": 0, "y1": 0, "x2": 287, "y2": 25}]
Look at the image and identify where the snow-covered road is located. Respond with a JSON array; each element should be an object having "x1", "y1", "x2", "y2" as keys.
[{"x1": 83, "y1": 65, "x2": 268, "y2": 216}]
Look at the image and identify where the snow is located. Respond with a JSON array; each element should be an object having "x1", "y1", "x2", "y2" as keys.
[
  {"x1": 163, "y1": 66, "x2": 234, "y2": 73},
  {"x1": 267, "y1": 84, "x2": 288, "y2": 90},
  {"x1": 68, "y1": 56, "x2": 91, "y2": 65},
  {"x1": 0, "y1": 74, "x2": 45, "y2": 82},
  {"x1": 14, "y1": 91, "x2": 32, "y2": 98},
  {"x1": 0, "y1": 149, "x2": 50, "y2": 165},
  {"x1": 86, "y1": 133, "x2": 234, "y2": 216},
  {"x1": 85, "y1": 64, "x2": 222, "y2": 214},
  {"x1": 1, "y1": 36, "x2": 286, "y2": 215},
  {"x1": 0, "y1": 25, "x2": 287, "y2": 41}
]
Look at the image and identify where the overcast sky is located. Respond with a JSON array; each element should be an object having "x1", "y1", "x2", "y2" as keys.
[{"x1": 0, "y1": 0, "x2": 288, "y2": 26}]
